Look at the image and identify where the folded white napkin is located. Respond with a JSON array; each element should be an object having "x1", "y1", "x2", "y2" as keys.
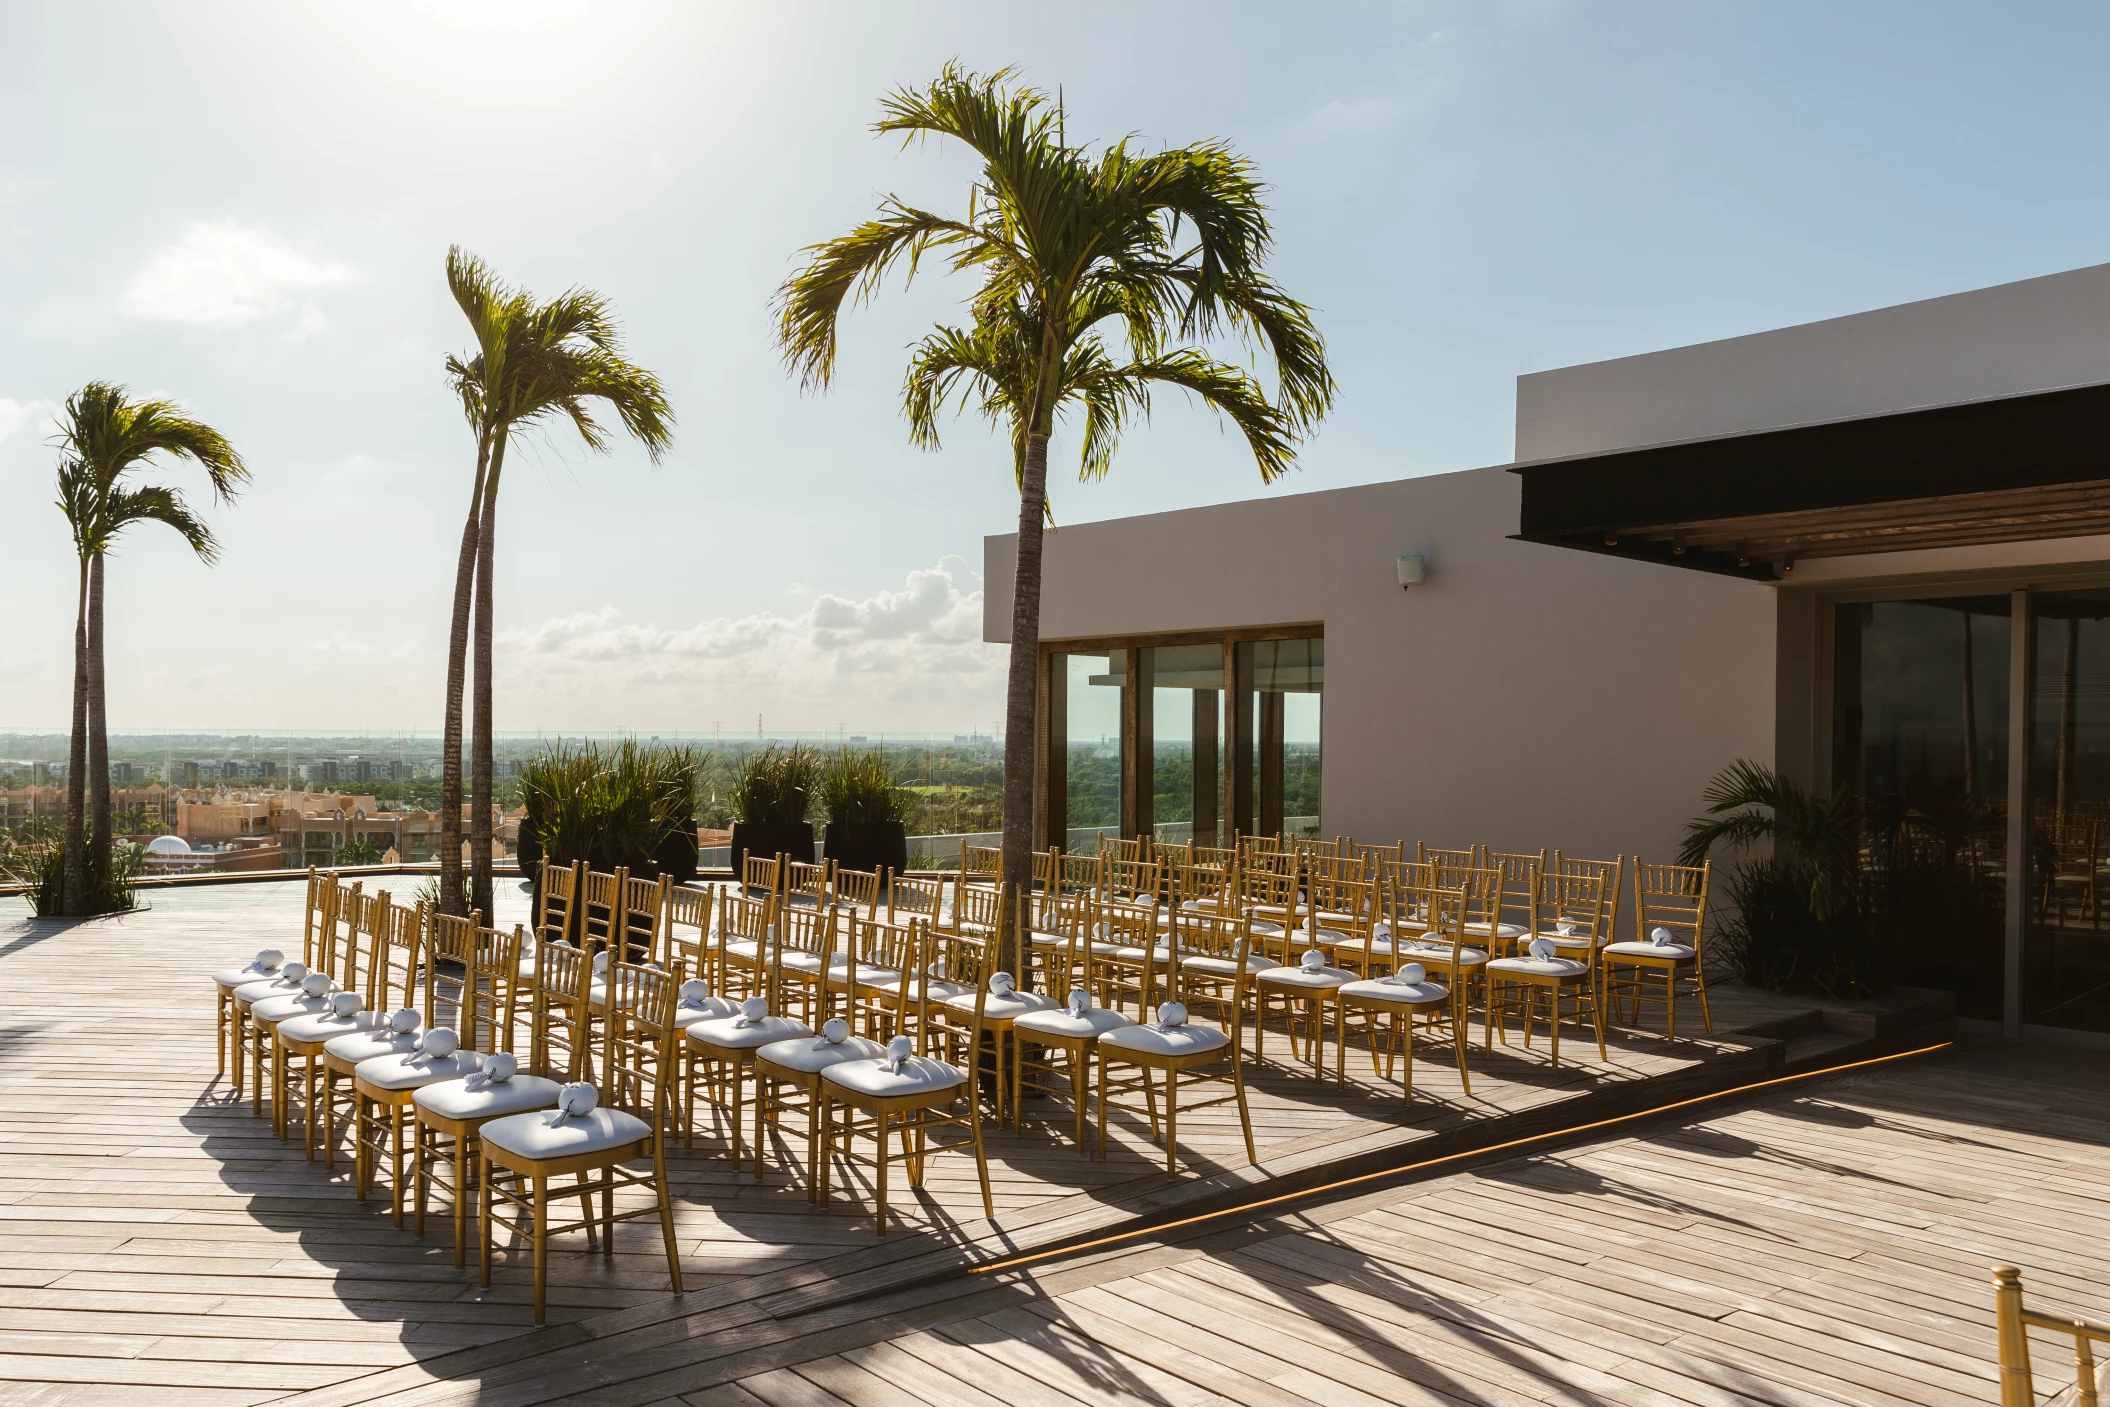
[
  {"x1": 1527, "y1": 937, "x2": 1559, "y2": 962},
  {"x1": 388, "y1": 1007, "x2": 420, "y2": 1034},
  {"x1": 547, "y1": 1081, "x2": 596, "y2": 1122},
  {"x1": 463, "y1": 1050, "x2": 516, "y2": 1090},
  {"x1": 1555, "y1": 921, "x2": 1580, "y2": 937},
  {"x1": 1067, "y1": 986, "x2": 1091, "y2": 1016},
  {"x1": 299, "y1": 972, "x2": 334, "y2": 999},
  {"x1": 247, "y1": 949, "x2": 284, "y2": 974},
  {"x1": 328, "y1": 992, "x2": 363, "y2": 1020},
  {"x1": 1385, "y1": 962, "x2": 1428, "y2": 987},
  {"x1": 405, "y1": 1026, "x2": 459, "y2": 1063},
  {"x1": 1651, "y1": 926, "x2": 1677, "y2": 947},
  {"x1": 678, "y1": 979, "x2": 714, "y2": 1009},
  {"x1": 813, "y1": 1017, "x2": 850, "y2": 1050},
  {"x1": 1301, "y1": 948, "x2": 1326, "y2": 973},
  {"x1": 735, "y1": 996, "x2": 769, "y2": 1028},
  {"x1": 280, "y1": 962, "x2": 309, "y2": 984},
  {"x1": 990, "y1": 971, "x2": 1017, "y2": 998},
  {"x1": 1157, "y1": 1001, "x2": 1189, "y2": 1029},
  {"x1": 592, "y1": 951, "x2": 610, "y2": 975},
  {"x1": 885, "y1": 1034, "x2": 914, "y2": 1073}
]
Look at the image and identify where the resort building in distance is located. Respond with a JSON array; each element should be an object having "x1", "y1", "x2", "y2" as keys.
[{"x1": 996, "y1": 258, "x2": 2110, "y2": 1049}]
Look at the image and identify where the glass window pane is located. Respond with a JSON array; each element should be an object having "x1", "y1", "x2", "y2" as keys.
[
  {"x1": 1064, "y1": 652, "x2": 1121, "y2": 847},
  {"x1": 2028, "y1": 591, "x2": 2110, "y2": 1035}
]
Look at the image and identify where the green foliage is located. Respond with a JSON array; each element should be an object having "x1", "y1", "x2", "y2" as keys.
[
  {"x1": 336, "y1": 835, "x2": 386, "y2": 866},
  {"x1": 818, "y1": 748, "x2": 911, "y2": 827},
  {"x1": 1714, "y1": 857, "x2": 1894, "y2": 999},
  {"x1": 4, "y1": 821, "x2": 138, "y2": 918},
  {"x1": 521, "y1": 740, "x2": 699, "y2": 875},
  {"x1": 1679, "y1": 759, "x2": 1860, "y2": 920},
  {"x1": 415, "y1": 870, "x2": 475, "y2": 920},
  {"x1": 731, "y1": 744, "x2": 820, "y2": 826}
]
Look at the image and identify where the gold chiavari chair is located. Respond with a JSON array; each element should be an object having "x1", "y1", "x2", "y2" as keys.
[
  {"x1": 1014, "y1": 895, "x2": 1136, "y2": 1150},
  {"x1": 319, "y1": 899, "x2": 427, "y2": 1170},
  {"x1": 212, "y1": 867, "x2": 327, "y2": 1097},
  {"x1": 716, "y1": 890, "x2": 777, "y2": 1001},
  {"x1": 888, "y1": 873, "x2": 944, "y2": 925},
  {"x1": 479, "y1": 958, "x2": 684, "y2": 1325},
  {"x1": 1028, "y1": 886, "x2": 1098, "y2": 987},
  {"x1": 753, "y1": 915, "x2": 885, "y2": 1192},
  {"x1": 527, "y1": 937, "x2": 596, "y2": 1085},
  {"x1": 1169, "y1": 853, "x2": 1235, "y2": 918},
  {"x1": 1253, "y1": 940, "x2": 1357, "y2": 1072},
  {"x1": 1099, "y1": 857, "x2": 1171, "y2": 1017},
  {"x1": 1096, "y1": 908, "x2": 1257, "y2": 1176},
  {"x1": 246, "y1": 879, "x2": 360, "y2": 1129},
  {"x1": 935, "y1": 884, "x2": 1052, "y2": 1129},
  {"x1": 818, "y1": 922, "x2": 994, "y2": 1234},
  {"x1": 832, "y1": 866, "x2": 885, "y2": 920},
  {"x1": 772, "y1": 904, "x2": 840, "y2": 1027},
  {"x1": 276, "y1": 887, "x2": 401, "y2": 1162},
  {"x1": 785, "y1": 859, "x2": 832, "y2": 910},
  {"x1": 960, "y1": 843, "x2": 1002, "y2": 885},
  {"x1": 1053, "y1": 849, "x2": 1103, "y2": 897},
  {"x1": 350, "y1": 910, "x2": 494, "y2": 1224},
  {"x1": 409, "y1": 919, "x2": 544, "y2": 1265},
  {"x1": 742, "y1": 851, "x2": 783, "y2": 900},
  {"x1": 531, "y1": 860, "x2": 584, "y2": 975},
  {"x1": 1335, "y1": 879, "x2": 1472, "y2": 1099},
  {"x1": 1175, "y1": 904, "x2": 1278, "y2": 1052},
  {"x1": 1351, "y1": 840, "x2": 1406, "y2": 869},
  {"x1": 1541, "y1": 853, "x2": 1625, "y2": 1018},
  {"x1": 1033, "y1": 847, "x2": 1063, "y2": 895},
  {"x1": 825, "y1": 913, "x2": 921, "y2": 1041},
  {"x1": 1483, "y1": 869, "x2": 1608, "y2": 1067},
  {"x1": 1418, "y1": 842, "x2": 1481, "y2": 869},
  {"x1": 618, "y1": 872, "x2": 673, "y2": 967},
  {"x1": 1605, "y1": 861, "x2": 1714, "y2": 1038},
  {"x1": 946, "y1": 875, "x2": 1009, "y2": 936},
  {"x1": 684, "y1": 905, "x2": 812, "y2": 1165},
  {"x1": 1099, "y1": 834, "x2": 1148, "y2": 867},
  {"x1": 1477, "y1": 849, "x2": 1544, "y2": 956},
  {"x1": 1236, "y1": 859, "x2": 1304, "y2": 947},
  {"x1": 664, "y1": 884, "x2": 718, "y2": 997},
  {"x1": 575, "y1": 868, "x2": 624, "y2": 963}
]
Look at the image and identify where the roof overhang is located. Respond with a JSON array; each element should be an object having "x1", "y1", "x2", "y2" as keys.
[{"x1": 1511, "y1": 380, "x2": 2110, "y2": 581}]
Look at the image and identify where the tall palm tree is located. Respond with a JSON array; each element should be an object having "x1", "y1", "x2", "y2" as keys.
[
  {"x1": 52, "y1": 383, "x2": 246, "y2": 916},
  {"x1": 776, "y1": 65, "x2": 1333, "y2": 972},
  {"x1": 441, "y1": 248, "x2": 674, "y2": 918}
]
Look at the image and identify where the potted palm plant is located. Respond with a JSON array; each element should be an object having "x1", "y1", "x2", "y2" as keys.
[
  {"x1": 520, "y1": 740, "x2": 700, "y2": 911},
  {"x1": 819, "y1": 748, "x2": 911, "y2": 876},
  {"x1": 729, "y1": 743, "x2": 819, "y2": 880}
]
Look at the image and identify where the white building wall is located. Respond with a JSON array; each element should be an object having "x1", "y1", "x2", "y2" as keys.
[{"x1": 986, "y1": 464, "x2": 1777, "y2": 865}]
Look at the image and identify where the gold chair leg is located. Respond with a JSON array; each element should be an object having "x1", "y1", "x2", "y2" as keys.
[{"x1": 532, "y1": 1173, "x2": 548, "y2": 1326}]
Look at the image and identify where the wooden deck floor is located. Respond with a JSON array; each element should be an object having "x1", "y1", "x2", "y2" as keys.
[{"x1": 1, "y1": 877, "x2": 2042, "y2": 1407}]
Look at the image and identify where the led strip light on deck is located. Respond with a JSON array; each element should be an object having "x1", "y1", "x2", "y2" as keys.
[{"x1": 968, "y1": 1040, "x2": 1955, "y2": 1277}]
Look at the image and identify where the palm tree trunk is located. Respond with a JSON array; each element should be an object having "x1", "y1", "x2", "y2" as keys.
[
  {"x1": 998, "y1": 427, "x2": 1051, "y2": 981},
  {"x1": 470, "y1": 438, "x2": 507, "y2": 921},
  {"x1": 88, "y1": 551, "x2": 111, "y2": 866},
  {"x1": 440, "y1": 429, "x2": 492, "y2": 918},
  {"x1": 63, "y1": 556, "x2": 90, "y2": 917}
]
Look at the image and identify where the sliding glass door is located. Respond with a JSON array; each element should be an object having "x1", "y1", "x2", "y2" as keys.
[{"x1": 2028, "y1": 591, "x2": 2110, "y2": 1036}]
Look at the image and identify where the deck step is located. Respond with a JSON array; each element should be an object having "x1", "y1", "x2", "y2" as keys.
[{"x1": 1781, "y1": 1031, "x2": 1866, "y2": 1071}]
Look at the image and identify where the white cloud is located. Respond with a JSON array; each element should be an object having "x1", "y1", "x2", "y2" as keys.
[
  {"x1": 0, "y1": 397, "x2": 59, "y2": 444},
  {"x1": 124, "y1": 221, "x2": 354, "y2": 329},
  {"x1": 495, "y1": 561, "x2": 1005, "y2": 729},
  {"x1": 304, "y1": 630, "x2": 376, "y2": 656}
]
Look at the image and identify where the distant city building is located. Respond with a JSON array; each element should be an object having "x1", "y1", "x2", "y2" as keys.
[
  {"x1": 389, "y1": 760, "x2": 410, "y2": 781},
  {"x1": 303, "y1": 761, "x2": 341, "y2": 784},
  {"x1": 111, "y1": 762, "x2": 140, "y2": 783}
]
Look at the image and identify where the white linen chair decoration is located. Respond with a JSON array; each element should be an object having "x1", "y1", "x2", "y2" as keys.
[
  {"x1": 1604, "y1": 860, "x2": 1713, "y2": 1038},
  {"x1": 478, "y1": 960, "x2": 685, "y2": 1325}
]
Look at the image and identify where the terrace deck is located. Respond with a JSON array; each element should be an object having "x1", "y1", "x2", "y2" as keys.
[{"x1": 1, "y1": 877, "x2": 2047, "y2": 1407}]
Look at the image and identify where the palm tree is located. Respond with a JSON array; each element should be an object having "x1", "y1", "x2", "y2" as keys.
[
  {"x1": 52, "y1": 383, "x2": 246, "y2": 916},
  {"x1": 1679, "y1": 759, "x2": 1861, "y2": 920},
  {"x1": 441, "y1": 248, "x2": 674, "y2": 918},
  {"x1": 776, "y1": 65, "x2": 1333, "y2": 972}
]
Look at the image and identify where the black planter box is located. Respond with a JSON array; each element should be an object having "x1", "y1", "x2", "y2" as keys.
[
  {"x1": 730, "y1": 821, "x2": 815, "y2": 888},
  {"x1": 822, "y1": 820, "x2": 909, "y2": 877}
]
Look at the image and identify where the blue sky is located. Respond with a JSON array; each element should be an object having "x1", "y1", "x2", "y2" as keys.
[{"x1": 5, "y1": 1, "x2": 2108, "y2": 732}]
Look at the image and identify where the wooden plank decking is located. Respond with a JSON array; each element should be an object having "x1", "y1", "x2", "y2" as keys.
[{"x1": 0, "y1": 876, "x2": 2047, "y2": 1407}]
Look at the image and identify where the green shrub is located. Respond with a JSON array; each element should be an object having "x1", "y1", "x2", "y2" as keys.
[
  {"x1": 521, "y1": 740, "x2": 700, "y2": 877},
  {"x1": 818, "y1": 748, "x2": 911, "y2": 828},
  {"x1": 5, "y1": 821, "x2": 140, "y2": 918},
  {"x1": 731, "y1": 743, "x2": 820, "y2": 826}
]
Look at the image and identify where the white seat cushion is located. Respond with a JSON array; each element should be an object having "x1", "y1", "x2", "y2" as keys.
[
  {"x1": 1028, "y1": 930, "x2": 1071, "y2": 948},
  {"x1": 1391, "y1": 941, "x2": 1489, "y2": 967},
  {"x1": 1255, "y1": 965, "x2": 1354, "y2": 991},
  {"x1": 1182, "y1": 954, "x2": 1278, "y2": 977},
  {"x1": 1465, "y1": 922, "x2": 1527, "y2": 939},
  {"x1": 820, "y1": 1055, "x2": 968, "y2": 1099},
  {"x1": 215, "y1": 963, "x2": 286, "y2": 989},
  {"x1": 855, "y1": 972, "x2": 970, "y2": 1004},
  {"x1": 234, "y1": 976, "x2": 305, "y2": 1004},
  {"x1": 326, "y1": 1029, "x2": 420, "y2": 1064},
  {"x1": 1099, "y1": 1022, "x2": 1231, "y2": 1058},
  {"x1": 1338, "y1": 977, "x2": 1450, "y2": 1005},
  {"x1": 354, "y1": 1049, "x2": 485, "y2": 1091},
  {"x1": 251, "y1": 993, "x2": 332, "y2": 1025},
  {"x1": 278, "y1": 1009, "x2": 387, "y2": 1045},
  {"x1": 414, "y1": 1074, "x2": 563, "y2": 1121},
  {"x1": 1486, "y1": 955, "x2": 1589, "y2": 978},
  {"x1": 756, "y1": 1034, "x2": 887, "y2": 1073},
  {"x1": 687, "y1": 1015, "x2": 812, "y2": 1052},
  {"x1": 724, "y1": 939, "x2": 761, "y2": 961},
  {"x1": 673, "y1": 996, "x2": 739, "y2": 1028},
  {"x1": 1603, "y1": 940, "x2": 1697, "y2": 960},
  {"x1": 824, "y1": 962, "x2": 903, "y2": 990},
  {"x1": 481, "y1": 1105, "x2": 652, "y2": 1161},
  {"x1": 1013, "y1": 1006, "x2": 1134, "y2": 1039},
  {"x1": 777, "y1": 950, "x2": 829, "y2": 975},
  {"x1": 941, "y1": 989, "x2": 1058, "y2": 1021},
  {"x1": 1109, "y1": 944, "x2": 1173, "y2": 964}
]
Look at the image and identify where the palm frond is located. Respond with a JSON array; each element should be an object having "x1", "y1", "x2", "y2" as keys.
[{"x1": 104, "y1": 483, "x2": 219, "y2": 563}]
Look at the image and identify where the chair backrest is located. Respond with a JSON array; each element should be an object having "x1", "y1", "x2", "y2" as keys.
[
  {"x1": 832, "y1": 866, "x2": 885, "y2": 919},
  {"x1": 530, "y1": 936, "x2": 593, "y2": 1081},
  {"x1": 421, "y1": 910, "x2": 481, "y2": 1037},
  {"x1": 299, "y1": 867, "x2": 331, "y2": 968},
  {"x1": 1160, "y1": 909, "x2": 1254, "y2": 1022},
  {"x1": 1032, "y1": 848, "x2": 1062, "y2": 892},
  {"x1": 1238, "y1": 861, "x2": 1300, "y2": 917},
  {"x1": 1633, "y1": 860, "x2": 1710, "y2": 955},
  {"x1": 620, "y1": 872, "x2": 672, "y2": 965},
  {"x1": 1288, "y1": 835, "x2": 1341, "y2": 861},
  {"x1": 463, "y1": 921, "x2": 524, "y2": 1054},
  {"x1": 600, "y1": 960, "x2": 679, "y2": 1127},
  {"x1": 665, "y1": 884, "x2": 715, "y2": 991},
  {"x1": 742, "y1": 851, "x2": 782, "y2": 898},
  {"x1": 536, "y1": 859, "x2": 582, "y2": 950},
  {"x1": 1304, "y1": 874, "x2": 1376, "y2": 953},
  {"x1": 1533, "y1": 868, "x2": 1610, "y2": 950},
  {"x1": 1390, "y1": 881, "x2": 1471, "y2": 978},
  {"x1": 1483, "y1": 849, "x2": 1545, "y2": 935},
  {"x1": 786, "y1": 859, "x2": 831, "y2": 908},
  {"x1": 920, "y1": 922, "x2": 990, "y2": 1064},
  {"x1": 1034, "y1": 891, "x2": 1101, "y2": 1001},
  {"x1": 373, "y1": 899, "x2": 424, "y2": 1013},
  {"x1": 1167, "y1": 856, "x2": 1231, "y2": 912},
  {"x1": 1098, "y1": 834, "x2": 1148, "y2": 867},
  {"x1": 888, "y1": 873, "x2": 944, "y2": 923},
  {"x1": 318, "y1": 879, "x2": 361, "y2": 988},
  {"x1": 719, "y1": 890, "x2": 775, "y2": 956},
  {"x1": 1418, "y1": 842, "x2": 1481, "y2": 869},
  {"x1": 1101, "y1": 857, "x2": 1161, "y2": 906},
  {"x1": 1351, "y1": 840, "x2": 1405, "y2": 868},
  {"x1": 947, "y1": 875, "x2": 1009, "y2": 934},
  {"x1": 578, "y1": 868, "x2": 623, "y2": 958},
  {"x1": 777, "y1": 903, "x2": 837, "y2": 971},
  {"x1": 960, "y1": 843, "x2": 1002, "y2": 884},
  {"x1": 1551, "y1": 853, "x2": 1626, "y2": 949},
  {"x1": 1054, "y1": 850, "x2": 1103, "y2": 896}
]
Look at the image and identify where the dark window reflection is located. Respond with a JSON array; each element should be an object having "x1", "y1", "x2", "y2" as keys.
[{"x1": 2028, "y1": 591, "x2": 2110, "y2": 1035}]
